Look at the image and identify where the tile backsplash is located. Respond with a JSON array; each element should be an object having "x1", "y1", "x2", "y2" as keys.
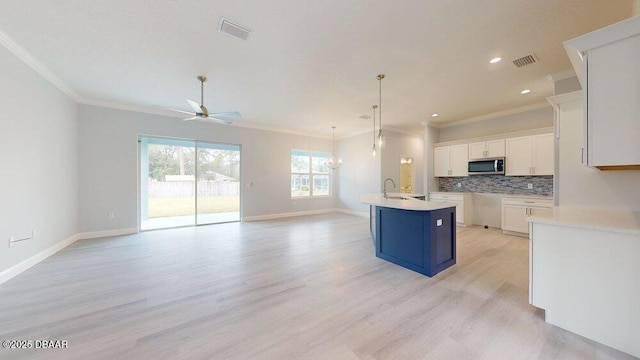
[{"x1": 438, "y1": 175, "x2": 553, "y2": 196}]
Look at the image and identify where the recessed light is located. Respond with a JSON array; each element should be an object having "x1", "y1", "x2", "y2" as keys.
[
  {"x1": 521, "y1": 89, "x2": 531, "y2": 94},
  {"x1": 431, "y1": 113, "x2": 439, "y2": 117},
  {"x1": 489, "y1": 57, "x2": 502, "y2": 64}
]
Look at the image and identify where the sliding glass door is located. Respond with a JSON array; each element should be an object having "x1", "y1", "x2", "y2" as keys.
[
  {"x1": 196, "y1": 143, "x2": 241, "y2": 225},
  {"x1": 140, "y1": 136, "x2": 241, "y2": 230}
]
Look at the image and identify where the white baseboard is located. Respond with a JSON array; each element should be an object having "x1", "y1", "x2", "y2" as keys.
[
  {"x1": 0, "y1": 234, "x2": 80, "y2": 286},
  {"x1": 77, "y1": 227, "x2": 138, "y2": 240},
  {"x1": 0, "y1": 227, "x2": 139, "y2": 286}
]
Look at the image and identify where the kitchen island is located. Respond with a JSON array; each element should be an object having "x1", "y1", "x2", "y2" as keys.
[{"x1": 361, "y1": 193, "x2": 457, "y2": 277}]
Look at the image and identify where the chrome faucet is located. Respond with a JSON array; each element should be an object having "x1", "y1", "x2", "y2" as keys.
[{"x1": 383, "y1": 178, "x2": 396, "y2": 199}]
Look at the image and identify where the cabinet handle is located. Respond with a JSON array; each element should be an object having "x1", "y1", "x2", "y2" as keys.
[{"x1": 524, "y1": 201, "x2": 534, "y2": 204}]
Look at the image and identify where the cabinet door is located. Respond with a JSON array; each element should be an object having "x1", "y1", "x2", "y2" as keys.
[
  {"x1": 502, "y1": 204, "x2": 528, "y2": 233},
  {"x1": 486, "y1": 139, "x2": 506, "y2": 158},
  {"x1": 433, "y1": 147, "x2": 451, "y2": 177},
  {"x1": 468, "y1": 142, "x2": 486, "y2": 160},
  {"x1": 505, "y1": 136, "x2": 533, "y2": 176},
  {"x1": 588, "y1": 34, "x2": 640, "y2": 166},
  {"x1": 533, "y1": 133, "x2": 554, "y2": 175},
  {"x1": 449, "y1": 144, "x2": 469, "y2": 176}
]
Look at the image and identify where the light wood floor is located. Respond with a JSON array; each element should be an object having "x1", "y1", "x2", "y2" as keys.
[{"x1": 0, "y1": 213, "x2": 635, "y2": 360}]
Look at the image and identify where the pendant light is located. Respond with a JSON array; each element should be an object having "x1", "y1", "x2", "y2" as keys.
[
  {"x1": 328, "y1": 126, "x2": 343, "y2": 170},
  {"x1": 377, "y1": 74, "x2": 386, "y2": 148},
  {"x1": 371, "y1": 105, "x2": 378, "y2": 157}
]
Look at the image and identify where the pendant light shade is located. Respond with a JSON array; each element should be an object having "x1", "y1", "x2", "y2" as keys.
[
  {"x1": 328, "y1": 126, "x2": 342, "y2": 170},
  {"x1": 377, "y1": 74, "x2": 385, "y2": 148},
  {"x1": 372, "y1": 105, "x2": 378, "y2": 157}
]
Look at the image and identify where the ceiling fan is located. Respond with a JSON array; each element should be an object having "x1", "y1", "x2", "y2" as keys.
[{"x1": 155, "y1": 76, "x2": 241, "y2": 125}]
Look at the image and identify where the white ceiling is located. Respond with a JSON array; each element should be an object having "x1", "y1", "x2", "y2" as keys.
[{"x1": 0, "y1": 0, "x2": 634, "y2": 137}]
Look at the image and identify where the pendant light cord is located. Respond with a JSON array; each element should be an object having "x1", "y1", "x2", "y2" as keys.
[{"x1": 332, "y1": 126, "x2": 336, "y2": 154}]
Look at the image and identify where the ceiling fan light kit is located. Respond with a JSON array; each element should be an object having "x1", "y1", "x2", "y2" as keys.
[{"x1": 155, "y1": 75, "x2": 241, "y2": 125}]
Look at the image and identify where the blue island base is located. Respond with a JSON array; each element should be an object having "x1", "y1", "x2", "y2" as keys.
[{"x1": 375, "y1": 206, "x2": 456, "y2": 277}]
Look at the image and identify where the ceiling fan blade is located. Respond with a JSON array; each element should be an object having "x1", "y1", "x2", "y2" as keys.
[
  {"x1": 153, "y1": 105, "x2": 196, "y2": 116},
  {"x1": 207, "y1": 111, "x2": 241, "y2": 118},
  {"x1": 183, "y1": 116, "x2": 199, "y2": 121},
  {"x1": 208, "y1": 117, "x2": 233, "y2": 125},
  {"x1": 186, "y1": 99, "x2": 203, "y2": 113}
]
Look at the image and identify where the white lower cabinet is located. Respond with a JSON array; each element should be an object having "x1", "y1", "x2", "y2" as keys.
[
  {"x1": 501, "y1": 195, "x2": 552, "y2": 236},
  {"x1": 428, "y1": 192, "x2": 473, "y2": 227}
]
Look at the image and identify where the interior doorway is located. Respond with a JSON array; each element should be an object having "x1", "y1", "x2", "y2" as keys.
[{"x1": 139, "y1": 136, "x2": 241, "y2": 230}]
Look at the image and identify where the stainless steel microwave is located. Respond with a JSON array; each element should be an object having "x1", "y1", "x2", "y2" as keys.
[{"x1": 468, "y1": 157, "x2": 505, "y2": 175}]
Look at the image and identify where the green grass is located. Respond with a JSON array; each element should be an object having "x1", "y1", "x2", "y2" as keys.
[{"x1": 148, "y1": 196, "x2": 239, "y2": 218}]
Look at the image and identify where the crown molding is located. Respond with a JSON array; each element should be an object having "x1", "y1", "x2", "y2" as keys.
[
  {"x1": 432, "y1": 101, "x2": 551, "y2": 129},
  {"x1": 0, "y1": 28, "x2": 82, "y2": 102}
]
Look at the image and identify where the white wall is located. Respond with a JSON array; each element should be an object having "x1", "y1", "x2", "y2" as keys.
[
  {"x1": 77, "y1": 105, "x2": 336, "y2": 232},
  {"x1": 0, "y1": 46, "x2": 78, "y2": 274},
  {"x1": 438, "y1": 106, "x2": 553, "y2": 142},
  {"x1": 380, "y1": 131, "x2": 423, "y2": 194},
  {"x1": 423, "y1": 124, "x2": 440, "y2": 192},
  {"x1": 556, "y1": 96, "x2": 640, "y2": 211},
  {"x1": 336, "y1": 132, "x2": 380, "y2": 214}
]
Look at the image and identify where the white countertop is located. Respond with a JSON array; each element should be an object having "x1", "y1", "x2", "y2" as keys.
[
  {"x1": 527, "y1": 206, "x2": 640, "y2": 235},
  {"x1": 361, "y1": 193, "x2": 456, "y2": 211}
]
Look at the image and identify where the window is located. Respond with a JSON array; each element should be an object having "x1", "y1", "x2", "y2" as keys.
[{"x1": 291, "y1": 150, "x2": 330, "y2": 197}]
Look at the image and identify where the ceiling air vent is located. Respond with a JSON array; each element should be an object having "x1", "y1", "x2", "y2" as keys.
[
  {"x1": 218, "y1": 18, "x2": 252, "y2": 40},
  {"x1": 512, "y1": 53, "x2": 538, "y2": 68}
]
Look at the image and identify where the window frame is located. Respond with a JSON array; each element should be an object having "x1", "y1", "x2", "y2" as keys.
[{"x1": 291, "y1": 150, "x2": 331, "y2": 198}]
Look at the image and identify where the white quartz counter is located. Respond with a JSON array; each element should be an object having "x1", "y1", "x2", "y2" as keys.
[
  {"x1": 527, "y1": 206, "x2": 640, "y2": 235},
  {"x1": 361, "y1": 193, "x2": 456, "y2": 211}
]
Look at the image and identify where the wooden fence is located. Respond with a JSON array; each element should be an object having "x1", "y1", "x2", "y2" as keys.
[{"x1": 148, "y1": 181, "x2": 239, "y2": 197}]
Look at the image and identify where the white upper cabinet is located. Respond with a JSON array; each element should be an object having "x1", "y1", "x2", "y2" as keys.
[
  {"x1": 433, "y1": 144, "x2": 468, "y2": 177},
  {"x1": 533, "y1": 133, "x2": 554, "y2": 175},
  {"x1": 450, "y1": 144, "x2": 469, "y2": 176},
  {"x1": 468, "y1": 139, "x2": 505, "y2": 160},
  {"x1": 564, "y1": 16, "x2": 640, "y2": 169},
  {"x1": 434, "y1": 147, "x2": 451, "y2": 177},
  {"x1": 505, "y1": 134, "x2": 553, "y2": 176}
]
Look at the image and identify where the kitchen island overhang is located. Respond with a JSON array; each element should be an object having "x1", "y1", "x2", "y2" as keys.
[{"x1": 361, "y1": 194, "x2": 457, "y2": 277}]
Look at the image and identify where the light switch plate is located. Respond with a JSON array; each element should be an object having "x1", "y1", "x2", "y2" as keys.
[{"x1": 436, "y1": 219, "x2": 443, "y2": 226}]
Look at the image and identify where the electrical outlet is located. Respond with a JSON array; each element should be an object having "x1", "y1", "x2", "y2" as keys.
[
  {"x1": 109, "y1": 212, "x2": 115, "y2": 221},
  {"x1": 9, "y1": 237, "x2": 14, "y2": 248},
  {"x1": 457, "y1": 183, "x2": 462, "y2": 188},
  {"x1": 527, "y1": 183, "x2": 533, "y2": 189}
]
